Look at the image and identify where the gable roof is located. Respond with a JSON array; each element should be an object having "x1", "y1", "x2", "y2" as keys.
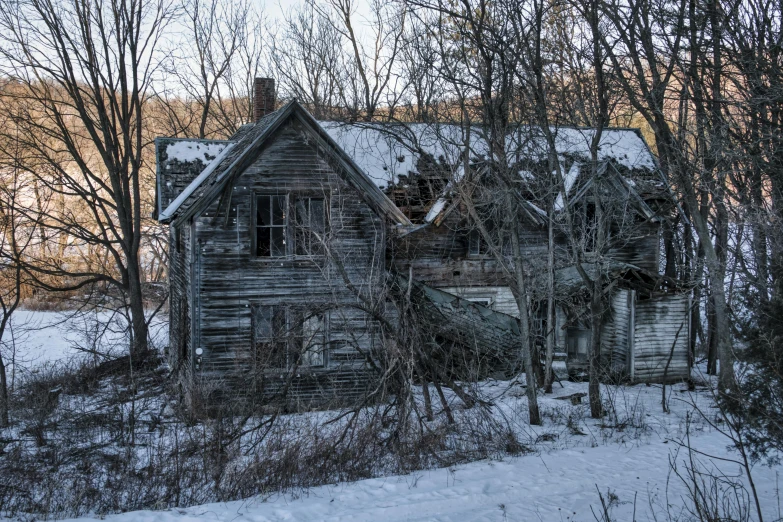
[{"x1": 157, "y1": 101, "x2": 411, "y2": 227}]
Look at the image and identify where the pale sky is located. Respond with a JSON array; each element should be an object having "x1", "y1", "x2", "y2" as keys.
[{"x1": 261, "y1": 0, "x2": 374, "y2": 31}]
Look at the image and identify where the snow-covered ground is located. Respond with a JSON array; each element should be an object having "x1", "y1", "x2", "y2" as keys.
[
  {"x1": 3, "y1": 312, "x2": 781, "y2": 521},
  {"x1": 53, "y1": 427, "x2": 781, "y2": 521},
  {"x1": 1, "y1": 309, "x2": 168, "y2": 377},
  {"x1": 49, "y1": 378, "x2": 781, "y2": 522}
]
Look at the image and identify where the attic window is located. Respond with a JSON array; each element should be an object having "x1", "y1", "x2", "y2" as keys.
[{"x1": 255, "y1": 194, "x2": 287, "y2": 257}]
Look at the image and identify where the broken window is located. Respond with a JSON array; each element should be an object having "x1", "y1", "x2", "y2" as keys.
[
  {"x1": 255, "y1": 194, "x2": 287, "y2": 257},
  {"x1": 294, "y1": 197, "x2": 326, "y2": 256}
]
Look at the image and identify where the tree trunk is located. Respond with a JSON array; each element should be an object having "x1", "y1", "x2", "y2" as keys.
[
  {"x1": 706, "y1": 291, "x2": 718, "y2": 375},
  {"x1": 589, "y1": 274, "x2": 603, "y2": 418},
  {"x1": 0, "y1": 353, "x2": 8, "y2": 428},
  {"x1": 544, "y1": 209, "x2": 556, "y2": 394},
  {"x1": 127, "y1": 256, "x2": 149, "y2": 359},
  {"x1": 508, "y1": 197, "x2": 540, "y2": 425}
]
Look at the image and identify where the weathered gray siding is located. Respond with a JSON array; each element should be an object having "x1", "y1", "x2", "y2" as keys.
[
  {"x1": 167, "y1": 224, "x2": 192, "y2": 375},
  {"x1": 605, "y1": 288, "x2": 633, "y2": 375},
  {"x1": 184, "y1": 119, "x2": 385, "y2": 406},
  {"x1": 607, "y1": 226, "x2": 660, "y2": 272},
  {"x1": 632, "y1": 293, "x2": 690, "y2": 383},
  {"x1": 390, "y1": 208, "x2": 550, "y2": 288}
]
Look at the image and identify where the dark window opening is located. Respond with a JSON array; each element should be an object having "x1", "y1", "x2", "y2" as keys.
[{"x1": 256, "y1": 194, "x2": 287, "y2": 257}]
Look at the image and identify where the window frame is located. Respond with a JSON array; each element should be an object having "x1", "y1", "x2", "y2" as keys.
[
  {"x1": 291, "y1": 308, "x2": 328, "y2": 368},
  {"x1": 253, "y1": 193, "x2": 289, "y2": 258},
  {"x1": 252, "y1": 192, "x2": 330, "y2": 259},
  {"x1": 251, "y1": 304, "x2": 329, "y2": 370},
  {"x1": 251, "y1": 304, "x2": 288, "y2": 369}
]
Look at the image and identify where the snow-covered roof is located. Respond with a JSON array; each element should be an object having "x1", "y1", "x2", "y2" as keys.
[
  {"x1": 158, "y1": 144, "x2": 236, "y2": 222},
  {"x1": 165, "y1": 140, "x2": 229, "y2": 165},
  {"x1": 155, "y1": 101, "x2": 411, "y2": 226},
  {"x1": 318, "y1": 122, "x2": 657, "y2": 190},
  {"x1": 155, "y1": 108, "x2": 658, "y2": 226},
  {"x1": 318, "y1": 122, "x2": 470, "y2": 190},
  {"x1": 154, "y1": 138, "x2": 232, "y2": 218},
  {"x1": 512, "y1": 127, "x2": 657, "y2": 171}
]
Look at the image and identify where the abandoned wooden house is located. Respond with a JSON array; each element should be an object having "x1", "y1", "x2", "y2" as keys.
[{"x1": 155, "y1": 77, "x2": 691, "y2": 409}]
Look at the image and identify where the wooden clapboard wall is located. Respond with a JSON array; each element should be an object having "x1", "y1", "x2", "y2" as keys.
[
  {"x1": 168, "y1": 118, "x2": 387, "y2": 406},
  {"x1": 631, "y1": 293, "x2": 690, "y2": 383}
]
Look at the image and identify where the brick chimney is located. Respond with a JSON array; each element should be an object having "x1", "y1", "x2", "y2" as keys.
[{"x1": 253, "y1": 77, "x2": 276, "y2": 122}]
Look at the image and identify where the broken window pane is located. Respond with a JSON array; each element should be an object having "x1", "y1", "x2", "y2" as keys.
[
  {"x1": 301, "y1": 314, "x2": 325, "y2": 366},
  {"x1": 294, "y1": 197, "x2": 326, "y2": 256}
]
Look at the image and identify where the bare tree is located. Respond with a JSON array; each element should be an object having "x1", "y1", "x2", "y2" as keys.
[
  {"x1": 403, "y1": 0, "x2": 543, "y2": 424},
  {"x1": 155, "y1": 0, "x2": 264, "y2": 139},
  {"x1": 313, "y1": 0, "x2": 407, "y2": 121},
  {"x1": 596, "y1": 0, "x2": 736, "y2": 390},
  {"x1": 0, "y1": 120, "x2": 38, "y2": 427},
  {"x1": 0, "y1": 0, "x2": 175, "y2": 358},
  {"x1": 271, "y1": 1, "x2": 345, "y2": 119}
]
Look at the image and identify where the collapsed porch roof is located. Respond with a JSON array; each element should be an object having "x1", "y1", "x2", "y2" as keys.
[{"x1": 392, "y1": 274, "x2": 523, "y2": 378}]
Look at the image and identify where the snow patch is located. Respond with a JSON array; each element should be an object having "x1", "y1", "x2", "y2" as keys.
[
  {"x1": 554, "y1": 163, "x2": 581, "y2": 210},
  {"x1": 159, "y1": 143, "x2": 235, "y2": 221},
  {"x1": 424, "y1": 198, "x2": 448, "y2": 223},
  {"x1": 165, "y1": 141, "x2": 228, "y2": 165}
]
